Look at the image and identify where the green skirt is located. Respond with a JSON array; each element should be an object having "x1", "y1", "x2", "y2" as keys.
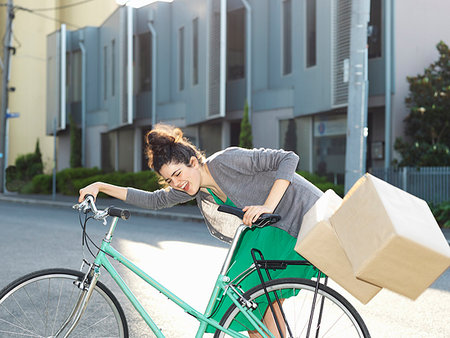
[{"x1": 206, "y1": 225, "x2": 317, "y2": 333}]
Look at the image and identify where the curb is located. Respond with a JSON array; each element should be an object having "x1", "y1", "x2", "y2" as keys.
[{"x1": 0, "y1": 195, "x2": 204, "y2": 223}]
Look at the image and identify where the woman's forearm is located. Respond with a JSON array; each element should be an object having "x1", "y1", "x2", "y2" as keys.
[
  {"x1": 264, "y1": 179, "x2": 291, "y2": 212},
  {"x1": 79, "y1": 182, "x2": 127, "y2": 202}
]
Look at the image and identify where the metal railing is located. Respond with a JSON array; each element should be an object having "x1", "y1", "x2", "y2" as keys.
[{"x1": 370, "y1": 167, "x2": 450, "y2": 205}]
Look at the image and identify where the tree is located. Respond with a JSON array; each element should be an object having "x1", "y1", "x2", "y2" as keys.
[
  {"x1": 394, "y1": 41, "x2": 450, "y2": 167},
  {"x1": 239, "y1": 100, "x2": 253, "y2": 149}
]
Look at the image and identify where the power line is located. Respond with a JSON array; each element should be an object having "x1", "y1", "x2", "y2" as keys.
[
  {"x1": 31, "y1": 0, "x2": 95, "y2": 12},
  {"x1": 0, "y1": 1, "x2": 96, "y2": 29},
  {"x1": 19, "y1": 7, "x2": 82, "y2": 29},
  {"x1": 0, "y1": 4, "x2": 82, "y2": 29}
]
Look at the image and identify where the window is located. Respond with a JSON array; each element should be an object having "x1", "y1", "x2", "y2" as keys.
[
  {"x1": 282, "y1": 0, "x2": 292, "y2": 75},
  {"x1": 138, "y1": 32, "x2": 152, "y2": 92},
  {"x1": 313, "y1": 114, "x2": 347, "y2": 184},
  {"x1": 103, "y1": 46, "x2": 107, "y2": 100},
  {"x1": 368, "y1": 0, "x2": 382, "y2": 58},
  {"x1": 193, "y1": 18, "x2": 199, "y2": 85},
  {"x1": 111, "y1": 39, "x2": 115, "y2": 96},
  {"x1": 227, "y1": 8, "x2": 245, "y2": 80},
  {"x1": 179, "y1": 27, "x2": 185, "y2": 91},
  {"x1": 306, "y1": 0, "x2": 316, "y2": 67}
]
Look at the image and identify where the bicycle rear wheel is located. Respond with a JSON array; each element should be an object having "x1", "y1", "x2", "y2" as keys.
[
  {"x1": 0, "y1": 268, "x2": 128, "y2": 337},
  {"x1": 215, "y1": 278, "x2": 370, "y2": 338}
]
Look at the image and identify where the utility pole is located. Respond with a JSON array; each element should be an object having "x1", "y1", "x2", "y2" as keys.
[
  {"x1": 344, "y1": 0, "x2": 371, "y2": 193},
  {"x1": 0, "y1": 0, "x2": 14, "y2": 194}
]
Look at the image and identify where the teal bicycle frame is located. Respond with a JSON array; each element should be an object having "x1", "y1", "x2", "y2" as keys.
[{"x1": 88, "y1": 216, "x2": 275, "y2": 338}]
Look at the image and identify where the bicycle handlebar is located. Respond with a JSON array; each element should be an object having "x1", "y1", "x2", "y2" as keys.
[
  {"x1": 73, "y1": 195, "x2": 131, "y2": 221},
  {"x1": 217, "y1": 205, "x2": 281, "y2": 227}
]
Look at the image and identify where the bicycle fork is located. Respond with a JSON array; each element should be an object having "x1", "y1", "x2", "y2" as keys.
[{"x1": 53, "y1": 263, "x2": 101, "y2": 338}]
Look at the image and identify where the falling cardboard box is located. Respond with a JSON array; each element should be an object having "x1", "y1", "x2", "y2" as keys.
[
  {"x1": 295, "y1": 189, "x2": 381, "y2": 304},
  {"x1": 330, "y1": 173, "x2": 450, "y2": 300}
]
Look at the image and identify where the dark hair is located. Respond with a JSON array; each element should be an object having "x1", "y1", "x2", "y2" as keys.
[{"x1": 145, "y1": 124, "x2": 204, "y2": 174}]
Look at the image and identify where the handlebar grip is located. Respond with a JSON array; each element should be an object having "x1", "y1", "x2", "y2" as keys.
[
  {"x1": 217, "y1": 205, "x2": 281, "y2": 226},
  {"x1": 108, "y1": 207, "x2": 131, "y2": 220},
  {"x1": 217, "y1": 205, "x2": 245, "y2": 219},
  {"x1": 85, "y1": 194, "x2": 95, "y2": 202}
]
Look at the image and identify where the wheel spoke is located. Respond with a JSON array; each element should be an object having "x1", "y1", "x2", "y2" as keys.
[
  {"x1": 0, "y1": 270, "x2": 128, "y2": 338},
  {"x1": 0, "y1": 317, "x2": 43, "y2": 337},
  {"x1": 215, "y1": 278, "x2": 369, "y2": 338}
]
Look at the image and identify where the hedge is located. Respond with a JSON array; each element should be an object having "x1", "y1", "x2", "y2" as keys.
[
  {"x1": 28, "y1": 167, "x2": 343, "y2": 199},
  {"x1": 297, "y1": 171, "x2": 345, "y2": 197},
  {"x1": 29, "y1": 168, "x2": 162, "y2": 196},
  {"x1": 72, "y1": 171, "x2": 161, "y2": 197}
]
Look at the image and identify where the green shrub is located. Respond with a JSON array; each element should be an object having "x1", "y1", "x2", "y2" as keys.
[
  {"x1": 69, "y1": 170, "x2": 162, "y2": 197},
  {"x1": 20, "y1": 181, "x2": 35, "y2": 194},
  {"x1": 5, "y1": 165, "x2": 24, "y2": 192},
  {"x1": 298, "y1": 171, "x2": 345, "y2": 197},
  {"x1": 56, "y1": 167, "x2": 104, "y2": 195},
  {"x1": 431, "y1": 201, "x2": 450, "y2": 228},
  {"x1": 31, "y1": 174, "x2": 52, "y2": 194},
  {"x1": 14, "y1": 140, "x2": 43, "y2": 181},
  {"x1": 6, "y1": 140, "x2": 43, "y2": 192}
]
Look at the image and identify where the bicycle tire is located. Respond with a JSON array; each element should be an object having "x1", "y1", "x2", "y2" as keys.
[
  {"x1": 214, "y1": 278, "x2": 370, "y2": 338},
  {"x1": 0, "y1": 268, "x2": 129, "y2": 338}
]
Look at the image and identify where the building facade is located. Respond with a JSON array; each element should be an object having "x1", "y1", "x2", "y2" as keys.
[
  {"x1": 0, "y1": 0, "x2": 119, "y2": 174},
  {"x1": 4, "y1": 0, "x2": 449, "y2": 186}
]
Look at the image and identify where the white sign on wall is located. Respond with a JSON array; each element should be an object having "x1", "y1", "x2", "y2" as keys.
[{"x1": 314, "y1": 114, "x2": 347, "y2": 137}]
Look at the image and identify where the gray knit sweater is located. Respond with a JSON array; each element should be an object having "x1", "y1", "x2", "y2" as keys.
[{"x1": 126, "y1": 147, "x2": 323, "y2": 243}]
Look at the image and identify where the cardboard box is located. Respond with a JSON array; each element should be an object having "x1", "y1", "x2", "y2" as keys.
[
  {"x1": 295, "y1": 190, "x2": 382, "y2": 304},
  {"x1": 331, "y1": 173, "x2": 450, "y2": 300}
]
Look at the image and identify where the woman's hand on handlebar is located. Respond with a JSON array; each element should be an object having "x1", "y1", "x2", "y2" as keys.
[
  {"x1": 79, "y1": 182, "x2": 127, "y2": 203},
  {"x1": 242, "y1": 205, "x2": 274, "y2": 227},
  {"x1": 79, "y1": 182, "x2": 101, "y2": 203}
]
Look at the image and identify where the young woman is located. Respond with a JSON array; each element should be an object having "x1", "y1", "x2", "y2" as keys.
[{"x1": 79, "y1": 124, "x2": 323, "y2": 337}]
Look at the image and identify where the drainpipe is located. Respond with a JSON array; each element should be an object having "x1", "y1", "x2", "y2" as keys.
[
  {"x1": 241, "y1": 0, "x2": 252, "y2": 123},
  {"x1": 384, "y1": 0, "x2": 392, "y2": 169},
  {"x1": 219, "y1": 0, "x2": 227, "y2": 118},
  {"x1": 147, "y1": 14, "x2": 157, "y2": 127},
  {"x1": 79, "y1": 31, "x2": 87, "y2": 167},
  {"x1": 60, "y1": 24, "x2": 67, "y2": 130},
  {"x1": 127, "y1": 6, "x2": 134, "y2": 124}
]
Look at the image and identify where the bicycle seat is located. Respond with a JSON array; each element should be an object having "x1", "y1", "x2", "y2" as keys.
[{"x1": 217, "y1": 205, "x2": 281, "y2": 226}]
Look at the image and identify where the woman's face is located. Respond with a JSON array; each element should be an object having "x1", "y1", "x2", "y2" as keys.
[{"x1": 159, "y1": 157, "x2": 202, "y2": 196}]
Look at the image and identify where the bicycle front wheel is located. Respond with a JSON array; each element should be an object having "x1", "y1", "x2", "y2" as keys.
[
  {"x1": 215, "y1": 278, "x2": 370, "y2": 338},
  {"x1": 0, "y1": 268, "x2": 128, "y2": 337}
]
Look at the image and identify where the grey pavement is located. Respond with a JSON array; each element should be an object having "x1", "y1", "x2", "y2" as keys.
[{"x1": 0, "y1": 191, "x2": 204, "y2": 223}]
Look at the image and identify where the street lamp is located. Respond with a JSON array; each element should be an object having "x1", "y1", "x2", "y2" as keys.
[{"x1": 116, "y1": 0, "x2": 173, "y2": 8}]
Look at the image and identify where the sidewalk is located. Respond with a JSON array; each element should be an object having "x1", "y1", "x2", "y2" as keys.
[{"x1": 0, "y1": 192, "x2": 204, "y2": 223}]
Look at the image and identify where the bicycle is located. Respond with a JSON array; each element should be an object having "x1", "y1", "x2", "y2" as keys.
[{"x1": 0, "y1": 195, "x2": 370, "y2": 337}]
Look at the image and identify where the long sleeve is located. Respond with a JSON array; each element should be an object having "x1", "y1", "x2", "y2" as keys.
[
  {"x1": 208, "y1": 147, "x2": 299, "y2": 182},
  {"x1": 125, "y1": 186, "x2": 195, "y2": 210}
]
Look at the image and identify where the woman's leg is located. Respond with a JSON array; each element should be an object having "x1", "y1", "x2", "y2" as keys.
[{"x1": 248, "y1": 299, "x2": 286, "y2": 338}]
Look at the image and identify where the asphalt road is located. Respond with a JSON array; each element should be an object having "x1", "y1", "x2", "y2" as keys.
[{"x1": 0, "y1": 200, "x2": 449, "y2": 337}]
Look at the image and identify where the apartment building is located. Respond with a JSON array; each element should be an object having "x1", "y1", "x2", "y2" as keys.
[{"x1": 4, "y1": 0, "x2": 449, "y2": 185}]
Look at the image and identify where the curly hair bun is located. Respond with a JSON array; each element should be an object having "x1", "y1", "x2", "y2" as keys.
[{"x1": 144, "y1": 124, "x2": 203, "y2": 173}]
